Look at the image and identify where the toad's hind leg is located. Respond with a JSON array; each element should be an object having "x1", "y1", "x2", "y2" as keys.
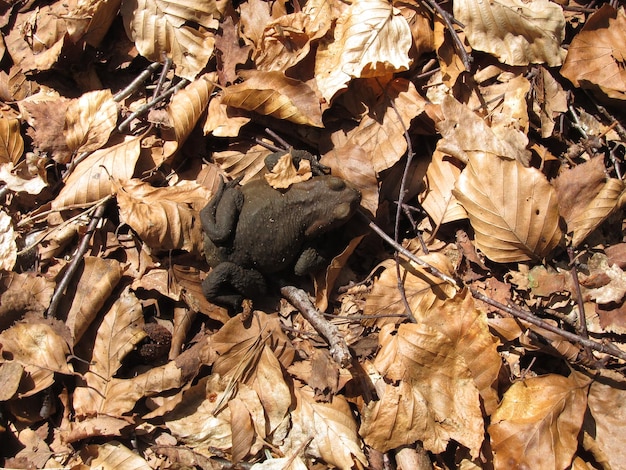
[{"x1": 202, "y1": 262, "x2": 266, "y2": 311}]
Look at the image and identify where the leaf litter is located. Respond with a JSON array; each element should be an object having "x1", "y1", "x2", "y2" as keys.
[{"x1": 0, "y1": 0, "x2": 626, "y2": 468}]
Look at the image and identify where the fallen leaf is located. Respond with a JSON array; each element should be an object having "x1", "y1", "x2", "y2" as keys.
[
  {"x1": 560, "y1": 5, "x2": 626, "y2": 100},
  {"x1": 64, "y1": 89, "x2": 117, "y2": 154},
  {"x1": 221, "y1": 70, "x2": 324, "y2": 127},
  {"x1": 0, "y1": 116, "x2": 24, "y2": 165},
  {"x1": 52, "y1": 135, "x2": 141, "y2": 208},
  {"x1": 453, "y1": 153, "x2": 563, "y2": 262},
  {"x1": 315, "y1": 0, "x2": 412, "y2": 102},
  {"x1": 284, "y1": 385, "x2": 367, "y2": 470},
  {"x1": 489, "y1": 372, "x2": 591, "y2": 470},
  {"x1": 120, "y1": 0, "x2": 223, "y2": 80},
  {"x1": 454, "y1": 0, "x2": 566, "y2": 66},
  {"x1": 361, "y1": 321, "x2": 484, "y2": 457}
]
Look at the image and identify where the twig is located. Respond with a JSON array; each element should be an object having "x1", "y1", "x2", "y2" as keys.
[
  {"x1": 113, "y1": 62, "x2": 162, "y2": 102},
  {"x1": 358, "y1": 211, "x2": 461, "y2": 289},
  {"x1": 264, "y1": 128, "x2": 291, "y2": 150},
  {"x1": 280, "y1": 285, "x2": 352, "y2": 367},
  {"x1": 470, "y1": 288, "x2": 626, "y2": 362},
  {"x1": 46, "y1": 200, "x2": 110, "y2": 318},
  {"x1": 388, "y1": 84, "x2": 418, "y2": 323},
  {"x1": 118, "y1": 78, "x2": 190, "y2": 132},
  {"x1": 421, "y1": 0, "x2": 471, "y2": 70},
  {"x1": 568, "y1": 247, "x2": 589, "y2": 339}
]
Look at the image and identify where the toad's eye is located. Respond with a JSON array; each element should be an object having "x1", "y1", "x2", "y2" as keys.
[{"x1": 327, "y1": 177, "x2": 346, "y2": 191}]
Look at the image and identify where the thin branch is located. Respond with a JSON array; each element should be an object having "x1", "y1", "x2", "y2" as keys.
[
  {"x1": 46, "y1": 200, "x2": 110, "y2": 318},
  {"x1": 470, "y1": 288, "x2": 626, "y2": 362},
  {"x1": 280, "y1": 284, "x2": 352, "y2": 367},
  {"x1": 421, "y1": 0, "x2": 471, "y2": 70},
  {"x1": 358, "y1": 210, "x2": 461, "y2": 289},
  {"x1": 118, "y1": 78, "x2": 190, "y2": 132}
]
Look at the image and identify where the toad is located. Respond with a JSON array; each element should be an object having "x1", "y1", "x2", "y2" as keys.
[{"x1": 200, "y1": 156, "x2": 361, "y2": 310}]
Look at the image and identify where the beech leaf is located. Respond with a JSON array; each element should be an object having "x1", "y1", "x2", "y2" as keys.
[
  {"x1": 52, "y1": 135, "x2": 141, "y2": 208},
  {"x1": 221, "y1": 70, "x2": 323, "y2": 127},
  {"x1": 64, "y1": 89, "x2": 118, "y2": 154},
  {"x1": 0, "y1": 116, "x2": 24, "y2": 165},
  {"x1": 489, "y1": 373, "x2": 591, "y2": 469},
  {"x1": 120, "y1": 0, "x2": 223, "y2": 80},
  {"x1": 315, "y1": 0, "x2": 412, "y2": 102},
  {"x1": 453, "y1": 153, "x2": 563, "y2": 262},
  {"x1": 454, "y1": 0, "x2": 566, "y2": 66},
  {"x1": 560, "y1": 5, "x2": 626, "y2": 100}
]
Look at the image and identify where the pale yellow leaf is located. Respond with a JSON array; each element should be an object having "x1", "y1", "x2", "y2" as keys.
[
  {"x1": 0, "y1": 322, "x2": 73, "y2": 397},
  {"x1": 120, "y1": 0, "x2": 223, "y2": 80},
  {"x1": 364, "y1": 253, "x2": 457, "y2": 327},
  {"x1": 116, "y1": 178, "x2": 210, "y2": 253},
  {"x1": 454, "y1": 0, "x2": 566, "y2": 66},
  {"x1": 489, "y1": 373, "x2": 590, "y2": 470},
  {"x1": 73, "y1": 288, "x2": 146, "y2": 416},
  {"x1": 164, "y1": 374, "x2": 233, "y2": 450},
  {"x1": 64, "y1": 257, "x2": 123, "y2": 345},
  {"x1": 284, "y1": 386, "x2": 367, "y2": 470},
  {"x1": 64, "y1": 89, "x2": 117, "y2": 154},
  {"x1": 315, "y1": 0, "x2": 412, "y2": 102},
  {"x1": 221, "y1": 70, "x2": 323, "y2": 127},
  {"x1": 453, "y1": 154, "x2": 563, "y2": 262},
  {"x1": 162, "y1": 73, "x2": 216, "y2": 159},
  {"x1": 0, "y1": 116, "x2": 24, "y2": 165},
  {"x1": 80, "y1": 441, "x2": 151, "y2": 470},
  {"x1": 560, "y1": 5, "x2": 626, "y2": 101},
  {"x1": 419, "y1": 150, "x2": 466, "y2": 225},
  {"x1": 361, "y1": 322, "x2": 483, "y2": 456},
  {"x1": 0, "y1": 210, "x2": 17, "y2": 271},
  {"x1": 52, "y1": 135, "x2": 141, "y2": 208}
]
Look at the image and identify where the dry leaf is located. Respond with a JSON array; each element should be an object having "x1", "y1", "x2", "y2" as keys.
[
  {"x1": 164, "y1": 374, "x2": 233, "y2": 451},
  {"x1": 284, "y1": 386, "x2": 367, "y2": 470},
  {"x1": 361, "y1": 322, "x2": 484, "y2": 457},
  {"x1": 419, "y1": 150, "x2": 466, "y2": 225},
  {"x1": 437, "y1": 95, "x2": 530, "y2": 166},
  {"x1": 221, "y1": 70, "x2": 324, "y2": 127},
  {"x1": 72, "y1": 288, "x2": 147, "y2": 416},
  {"x1": 161, "y1": 73, "x2": 216, "y2": 160},
  {"x1": 585, "y1": 379, "x2": 626, "y2": 469},
  {"x1": 64, "y1": 89, "x2": 117, "y2": 154},
  {"x1": 315, "y1": 0, "x2": 412, "y2": 102},
  {"x1": 62, "y1": 257, "x2": 123, "y2": 345},
  {"x1": 555, "y1": 157, "x2": 625, "y2": 247},
  {"x1": 422, "y1": 290, "x2": 501, "y2": 414},
  {"x1": 52, "y1": 135, "x2": 141, "y2": 208},
  {"x1": 0, "y1": 210, "x2": 17, "y2": 271},
  {"x1": 116, "y1": 178, "x2": 210, "y2": 253},
  {"x1": 489, "y1": 372, "x2": 591, "y2": 469},
  {"x1": 0, "y1": 116, "x2": 24, "y2": 165},
  {"x1": 120, "y1": 0, "x2": 223, "y2": 80},
  {"x1": 560, "y1": 5, "x2": 626, "y2": 100},
  {"x1": 79, "y1": 441, "x2": 151, "y2": 469},
  {"x1": 364, "y1": 253, "x2": 458, "y2": 327},
  {"x1": 453, "y1": 153, "x2": 562, "y2": 263},
  {"x1": 65, "y1": 0, "x2": 123, "y2": 47},
  {"x1": 0, "y1": 321, "x2": 73, "y2": 397},
  {"x1": 454, "y1": 0, "x2": 566, "y2": 66},
  {"x1": 532, "y1": 67, "x2": 568, "y2": 138}
]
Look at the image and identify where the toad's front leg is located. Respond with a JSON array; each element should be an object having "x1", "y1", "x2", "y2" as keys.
[
  {"x1": 200, "y1": 177, "x2": 244, "y2": 245},
  {"x1": 202, "y1": 262, "x2": 266, "y2": 311}
]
